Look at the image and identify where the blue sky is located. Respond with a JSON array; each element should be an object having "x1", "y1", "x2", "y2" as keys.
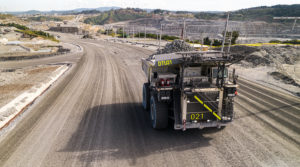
[{"x1": 0, "y1": 0, "x2": 299, "y2": 12}]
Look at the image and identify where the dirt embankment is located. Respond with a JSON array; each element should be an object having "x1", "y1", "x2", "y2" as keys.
[
  {"x1": 0, "y1": 65, "x2": 60, "y2": 107},
  {"x1": 0, "y1": 64, "x2": 69, "y2": 129},
  {"x1": 0, "y1": 46, "x2": 70, "y2": 61},
  {"x1": 228, "y1": 45, "x2": 300, "y2": 67},
  {"x1": 269, "y1": 71, "x2": 300, "y2": 88},
  {"x1": 226, "y1": 45, "x2": 300, "y2": 96}
]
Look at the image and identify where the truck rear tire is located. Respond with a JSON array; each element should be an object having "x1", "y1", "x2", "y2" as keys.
[
  {"x1": 142, "y1": 83, "x2": 150, "y2": 110},
  {"x1": 150, "y1": 95, "x2": 168, "y2": 129}
]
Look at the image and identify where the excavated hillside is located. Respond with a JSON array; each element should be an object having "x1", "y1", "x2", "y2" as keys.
[{"x1": 228, "y1": 45, "x2": 300, "y2": 96}]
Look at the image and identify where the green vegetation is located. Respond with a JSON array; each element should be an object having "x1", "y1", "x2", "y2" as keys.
[
  {"x1": 269, "y1": 39, "x2": 300, "y2": 44},
  {"x1": 204, "y1": 38, "x2": 223, "y2": 46},
  {"x1": 185, "y1": 38, "x2": 223, "y2": 46},
  {"x1": 73, "y1": 10, "x2": 101, "y2": 15},
  {"x1": 101, "y1": 28, "x2": 180, "y2": 40},
  {"x1": 0, "y1": 23, "x2": 29, "y2": 30},
  {"x1": 152, "y1": 9, "x2": 170, "y2": 15},
  {"x1": 203, "y1": 31, "x2": 239, "y2": 46},
  {"x1": 230, "y1": 5, "x2": 300, "y2": 22},
  {"x1": 184, "y1": 39, "x2": 200, "y2": 43},
  {"x1": 0, "y1": 14, "x2": 13, "y2": 20},
  {"x1": 0, "y1": 23, "x2": 58, "y2": 42},
  {"x1": 194, "y1": 12, "x2": 225, "y2": 20},
  {"x1": 99, "y1": 29, "x2": 116, "y2": 36},
  {"x1": 16, "y1": 29, "x2": 59, "y2": 42},
  {"x1": 28, "y1": 16, "x2": 63, "y2": 22},
  {"x1": 84, "y1": 8, "x2": 151, "y2": 25},
  {"x1": 269, "y1": 40, "x2": 281, "y2": 43},
  {"x1": 161, "y1": 35, "x2": 180, "y2": 41},
  {"x1": 134, "y1": 33, "x2": 180, "y2": 40},
  {"x1": 84, "y1": 4, "x2": 299, "y2": 25},
  {"x1": 227, "y1": 31, "x2": 239, "y2": 45},
  {"x1": 115, "y1": 28, "x2": 129, "y2": 38},
  {"x1": 194, "y1": 4, "x2": 300, "y2": 22}
]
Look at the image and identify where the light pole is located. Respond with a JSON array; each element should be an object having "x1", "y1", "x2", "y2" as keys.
[
  {"x1": 159, "y1": 24, "x2": 162, "y2": 51},
  {"x1": 132, "y1": 26, "x2": 135, "y2": 40},
  {"x1": 221, "y1": 12, "x2": 230, "y2": 52},
  {"x1": 273, "y1": 17, "x2": 300, "y2": 31},
  {"x1": 122, "y1": 25, "x2": 124, "y2": 39},
  {"x1": 139, "y1": 30, "x2": 140, "y2": 39},
  {"x1": 183, "y1": 19, "x2": 186, "y2": 40},
  {"x1": 227, "y1": 31, "x2": 233, "y2": 53},
  {"x1": 144, "y1": 25, "x2": 146, "y2": 40},
  {"x1": 106, "y1": 26, "x2": 108, "y2": 36}
]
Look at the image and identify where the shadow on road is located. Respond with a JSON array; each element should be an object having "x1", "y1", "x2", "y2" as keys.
[{"x1": 62, "y1": 103, "x2": 218, "y2": 165}]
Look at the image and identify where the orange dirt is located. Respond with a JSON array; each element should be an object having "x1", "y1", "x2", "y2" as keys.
[
  {"x1": 27, "y1": 66, "x2": 59, "y2": 75},
  {"x1": 0, "y1": 84, "x2": 33, "y2": 94}
]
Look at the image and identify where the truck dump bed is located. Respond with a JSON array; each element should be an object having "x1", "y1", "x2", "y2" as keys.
[{"x1": 142, "y1": 51, "x2": 232, "y2": 78}]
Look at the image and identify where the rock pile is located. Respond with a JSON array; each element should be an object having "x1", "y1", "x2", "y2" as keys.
[
  {"x1": 157, "y1": 40, "x2": 194, "y2": 54},
  {"x1": 82, "y1": 34, "x2": 94, "y2": 39},
  {"x1": 224, "y1": 45, "x2": 300, "y2": 67}
]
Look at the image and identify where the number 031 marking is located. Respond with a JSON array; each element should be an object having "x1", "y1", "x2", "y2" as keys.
[{"x1": 190, "y1": 113, "x2": 204, "y2": 120}]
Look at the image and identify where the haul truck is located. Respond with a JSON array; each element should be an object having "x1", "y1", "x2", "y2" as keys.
[{"x1": 142, "y1": 51, "x2": 238, "y2": 130}]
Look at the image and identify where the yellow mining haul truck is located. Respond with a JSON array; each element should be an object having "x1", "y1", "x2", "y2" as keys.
[{"x1": 142, "y1": 51, "x2": 238, "y2": 130}]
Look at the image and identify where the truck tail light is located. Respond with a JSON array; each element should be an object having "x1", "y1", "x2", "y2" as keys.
[
  {"x1": 166, "y1": 79, "x2": 170, "y2": 86},
  {"x1": 160, "y1": 79, "x2": 165, "y2": 86},
  {"x1": 235, "y1": 90, "x2": 238, "y2": 96}
]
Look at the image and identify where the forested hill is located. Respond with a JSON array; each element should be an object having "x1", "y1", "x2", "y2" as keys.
[
  {"x1": 84, "y1": 8, "x2": 151, "y2": 25},
  {"x1": 194, "y1": 4, "x2": 300, "y2": 22}
]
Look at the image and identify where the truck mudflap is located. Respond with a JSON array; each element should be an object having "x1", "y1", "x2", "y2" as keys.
[{"x1": 174, "y1": 121, "x2": 227, "y2": 130}]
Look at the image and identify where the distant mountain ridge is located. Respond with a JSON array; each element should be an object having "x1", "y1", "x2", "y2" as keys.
[{"x1": 3, "y1": 7, "x2": 121, "y2": 15}]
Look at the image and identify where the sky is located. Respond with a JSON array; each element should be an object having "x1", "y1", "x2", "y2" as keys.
[{"x1": 0, "y1": 0, "x2": 299, "y2": 12}]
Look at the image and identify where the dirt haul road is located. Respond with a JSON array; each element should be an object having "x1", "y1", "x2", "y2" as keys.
[{"x1": 0, "y1": 35, "x2": 299, "y2": 167}]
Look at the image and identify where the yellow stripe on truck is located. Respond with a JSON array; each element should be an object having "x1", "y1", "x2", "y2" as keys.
[
  {"x1": 194, "y1": 96, "x2": 203, "y2": 104},
  {"x1": 213, "y1": 112, "x2": 222, "y2": 120},
  {"x1": 194, "y1": 95, "x2": 222, "y2": 120}
]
